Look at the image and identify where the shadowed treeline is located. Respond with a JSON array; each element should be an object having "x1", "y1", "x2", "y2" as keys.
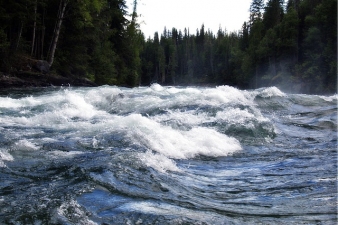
[
  {"x1": 0, "y1": 0, "x2": 142, "y2": 87},
  {"x1": 140, "y1": 0, "x2": 337, "y2": 93},
  {"x1": 0, "y1": 0, "x2": 336, "y2": 93}
]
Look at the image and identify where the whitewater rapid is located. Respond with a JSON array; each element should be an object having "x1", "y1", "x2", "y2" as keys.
[
  {"x1": 0, "y1": 84, "x2": 336, "y2": 224},
  {"x1": 0, "y1": 84, "x2": 272, "y2": 171}
]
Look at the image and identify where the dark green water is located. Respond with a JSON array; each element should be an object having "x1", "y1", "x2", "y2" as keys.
[{"x1": 0, "y1": 85, "x2": 337, "y2": 224}]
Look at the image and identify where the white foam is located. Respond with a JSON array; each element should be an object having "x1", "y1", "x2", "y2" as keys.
[
  {"x1": 158, "y1": 85, "x2": 250, "y2": 107},
  {"x1": 204, "y1": 85, "x2": 250, "y2": 105},
  {"x1": 0, "y1": 150, "x2": 14, "y2": 168},
  {"x1": 89, "y1": 85, "x2": 256, "y2": 118},
  {"x1": 123, "y1": 114, "x2": 242, "y2": 159},
  {"x1": 0, "y1": 150, "x2": 14, "y2": 161},
  {"x1": 138, "y1": 151, "x2": 181, "y2": 172},
  {"x1": 41, "y1": 137, "x2": 58, "y2": 142},
  {"x1": 166, "y1": 86, "x2": 202, "y2": 95},
  {"x1": 216, "y1": 108, "x2": 255, "y2": 124},
  {"x1": 12, "y1": 139, "x2": 39, "y2": 151},
  {"x1": 150, "y1": 83, "x2": 165, "y2": 92},
  {"x1": 92, "y1": 137, "x2": 99, "y2": 148},
  {"x1": 54, "y1": 199, "x2": 97, "y2": 225},
  {"x1": 0, "y1": 96, "x2": 42, "y2": 108},
  {"x1": 0, "y1": 89, "x2": 113, "y2": 129},
  {"x1": 0, "y1": 97, "x2": 21, "y2": 108},
  {"x1": 63, "y1": 91, "x2": 98, "y2": 119},
  {"x1": 255, "y1": 86, "x2": 286, "y2": 98},
  {"x1": 1, "y1": 86, "x2": 253, "y2": 173},
  {"x1": 46, "y1": 150, "x2": 84, "y2": 159},
  {"x1": 85, "y1": 86, "x2": 123, "y2": 108},
  {"x1": 319, "y1": 94, "x2": 338, "y2": 102},
  {"x1": 215, "y1": 107, "x2": 269, "y2": 127},
  {"x1": 174, "y1": 85, "x2": 252, "y2": 108},
  {"x1": 0, "y1": 161, "x2": 6, "y2": 168}
]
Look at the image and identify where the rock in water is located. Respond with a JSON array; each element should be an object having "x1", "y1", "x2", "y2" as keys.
[{"x1": 34, "y1": 60, "x2": 50, "y2": 74}]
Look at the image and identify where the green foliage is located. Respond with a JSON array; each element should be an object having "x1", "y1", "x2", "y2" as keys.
[
  {"x1": 263, "y1": 0, "x2": 284, "y2": 30},
  {"x1": 0, "y1": 0, "x2": 336, "y2": 93},
  {"x1": 137, "y1": 0, "x2": 336, "y2": 93},
  {"x1": 92, "y1": 41, "x2": 117, "y2": 85},
  {"x1": 0, "y1": 0, "x2": 143, "y2": 87}
]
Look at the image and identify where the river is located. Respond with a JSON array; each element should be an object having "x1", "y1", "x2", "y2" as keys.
[{"x1": 0, "y1": 84, "x2": 337, "y2": 224}]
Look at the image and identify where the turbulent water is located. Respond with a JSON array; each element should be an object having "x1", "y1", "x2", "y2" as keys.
[{"x1": 0, "y1": 84, "x2": 336, "y2": 224}]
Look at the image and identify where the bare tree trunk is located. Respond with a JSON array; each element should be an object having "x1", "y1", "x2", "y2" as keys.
[
  {"x1": 41, "y1": 8, "x2": 46, "y2": 59},
  {"x1": 35, "y1": 31, "x2": 40, "y2": 59},
  {"x1": 31, "y1": 0, "x2": 37, "y2": 56},
  {"x1": 41, "y1": 26, "x2": 45, "y2": 59},
  {"x1": 47, "y1": 0, "x2": 68, "y2": 66},
  {"x1": 15, "y1": 21, "x2": 23, "y2": 51}
]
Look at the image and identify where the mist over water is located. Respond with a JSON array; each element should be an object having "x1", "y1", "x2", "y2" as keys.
[{"x1": 0, "y1": 84, "x2": 337, "y2": 224}]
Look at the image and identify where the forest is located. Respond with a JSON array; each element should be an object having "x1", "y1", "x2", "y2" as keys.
[{"x1": 0, "y1": 0, "x2": 336, "y2": 93}]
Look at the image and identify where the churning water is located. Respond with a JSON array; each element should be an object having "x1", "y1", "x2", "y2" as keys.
[{"x1": 0, "y1": 84, "x2": 336, "y2": 224}]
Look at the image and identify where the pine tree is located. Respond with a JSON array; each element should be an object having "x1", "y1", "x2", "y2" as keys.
[
  {"x1": 47, "y1": 0, "x2": 69, "y2": 67},
  {"x1": 263, "y1": 0, "x2": 284, "y2": 30},
  {"x1": 250, "y1": 0, "x2": 264, "y2": 26}
]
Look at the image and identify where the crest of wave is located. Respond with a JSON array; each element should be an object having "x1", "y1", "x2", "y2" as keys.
[{"x1": 120, "y1": 114, "x2": 242, "y2": 172}]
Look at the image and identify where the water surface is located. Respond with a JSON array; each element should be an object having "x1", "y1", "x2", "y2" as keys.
[{"x1": 0, "y1": 85, "x2": 337, "y2": 224}]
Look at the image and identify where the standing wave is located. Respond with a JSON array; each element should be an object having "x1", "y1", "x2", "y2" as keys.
[{"x1": 0, "y1": 85, "x2": 336, "y2": 224}]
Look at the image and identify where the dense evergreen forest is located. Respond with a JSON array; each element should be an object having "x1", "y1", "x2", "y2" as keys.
[{"x1": 0, "y1": 0, "x2": 336, "y2": 93}]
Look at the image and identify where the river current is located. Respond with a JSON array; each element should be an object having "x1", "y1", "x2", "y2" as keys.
[{"x1": 0, "y1": 84, "x2": 336, "y2": 224}]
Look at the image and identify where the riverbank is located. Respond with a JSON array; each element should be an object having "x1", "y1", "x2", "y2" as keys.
[
  {"x1": 0, "y1": 71, "x2": 97, "y2": 88},
  {"x1": 0, "y1": 53, "x2": 98, "y2": 88}
]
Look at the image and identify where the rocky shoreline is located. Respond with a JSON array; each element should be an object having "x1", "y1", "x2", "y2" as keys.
[
  {"x1": 0, "y1": 71, "x2": 97, "y2": 89},
  {"x1": 0, "y1": 55, "x2": 98, "y2": 89}
]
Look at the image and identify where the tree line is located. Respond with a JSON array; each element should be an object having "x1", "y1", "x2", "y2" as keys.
[
  {"x1": 0, "y1": 0, "x2": 336, "y2": 93},
  {"x1": 0, "y1": 0, "x2": 143, "y2": 87},
  {"x1": 140, "y1": 0, "x2": 337, "y2": 93}
]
